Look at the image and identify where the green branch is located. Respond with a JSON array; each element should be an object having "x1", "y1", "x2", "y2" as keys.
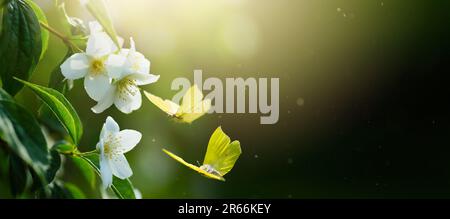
[{"x1": 39, "y1": 21, "x2": 83, "y2": 53}]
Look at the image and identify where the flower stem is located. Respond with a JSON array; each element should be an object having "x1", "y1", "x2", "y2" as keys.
[
  {"x1": 77, "y1": 150, "x2": 99, "y2": 157},
  {"x1": 39, "y1": 21, "x2": 84, "y2": 53}
]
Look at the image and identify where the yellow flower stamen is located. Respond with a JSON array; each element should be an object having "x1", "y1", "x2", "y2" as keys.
[
  {"x1": 103, "y1": 134, "x2": 123, "y2": 159},
  {"x1": 90, "y1": 59, "x2": 105, "y2": 75},
  {"x1": 117, "y1": 78, "x2": 138, "y2": 100}
]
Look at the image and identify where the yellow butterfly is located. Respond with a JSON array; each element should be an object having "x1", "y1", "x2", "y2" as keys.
[
  {"x1": 144, "y1": 85, "x2": 211, "y2": 123},
  {"x1": 163, "y1": 127, "x2": 242, "y2": 181}
]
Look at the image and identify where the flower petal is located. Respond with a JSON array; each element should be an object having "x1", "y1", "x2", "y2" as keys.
[
  {"x1": 105, "y1": 116, "x2": 120, "y2": 133},
  {"x1": 60, "y1": 53, "x2": 89, "y2": 79},
  {"x1": 137, "y1": 57, "x2": 151, "y2": 75},
  {"x1": 105, "y1": 54, "x2": 127, "y2": 79},
  {"x1": 88, "y1": 21, "x2": 103, "y2": 34},
  {"x1": 120, "y1": 40, "x2": 150, "y2": 75},
  {"x1": 100, "y1": 149, "x2": 113, "y2": 188},
  {"x1": 109, "y1": 154, "x2": 133, "y2": 179},
  {"x1": 117, "y1": 36, "x2": 125, "y2": 49},
  {"x1": 86, "y1": 32, "x2": 117, "y2": 58},
  {"x1": 96, "y1": 139, "x2": 103, "y2": 152},
  {"x1": 130, "y1": 37, "x2": 136, "y2": 52},
  {"x1": 129, "y1": 73, "x2": 159, "y2": 86},
  {"x1": 91, "y1": 87, "x2": 115, "y2": 114},
  {"x1": 119, "y1": 48, "x2": 131, "y2": 57},
  {"x1": 114, "y1": 129, "x2": 142, "y2": 154},
  {"x1": 84, "y1": 73, "x2": 112, "y2": 101},
  {"x1": 133, "y1": 55, "x2": 150, "y2": 74},
  {"x1": 114, "y1": 85, "x2": 142, "y2": 114},
  {"x1": 100, "y1": 116, "x2": 120, "y2": 139},
  {"x1": 127, "y1": 51, "x2": 150, "y2": 74}
]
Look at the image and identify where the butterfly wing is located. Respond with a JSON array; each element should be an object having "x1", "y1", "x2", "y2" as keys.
[
  {"x1": 144, "y1": 91, "x2": 179, "y2": 116},
  {"x1": 180, "y1": 84, "x2": 204, "y2": 113},
  {"x1": 179, "y1": 99, "x2": 211, "y2": 123},
  {"x1": 177, "y1": 85, "x2": 210, "y2": 123},
  {"x1": 203, "y1": 127, "x2": 242, "y2": 176},
  {"x1": 162, "y1": 149, "x2": 224, "y2": 181}
]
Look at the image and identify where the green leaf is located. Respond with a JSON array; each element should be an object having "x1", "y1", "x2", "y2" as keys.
[
  {"x1": 0, "y1": 88, "x2": 50, "y2": 183},
  {"x1": 16, "y1": 79, "x2": 83, "y2": 145},
  {"x1": 63, "y1": 183, "x2": 86, "y2": 199},
  {"x1": 35, "y1": 181, "x2": 62, "y2": 198},
  {"x1": 37, "y1": 181, "x2": 85, "y2": 199},
  {"x1": 53, "y1": 140, "x2": 76, "y2": 154},
  {"x1": 29, "y1": 147, "x2": 61, "y2": 191},
  {"x1": 71, "y1": 156, "x2": 96, "y2": 188},
  {"x1": 0, "y1": 86, "x2": 13, "y2": 102},
  {"x1": 0, "y1": 0, "x2": 43, "y2": 95},
  {"x1": 0, "y1": 145, "x2": 9, "y2": 175},
  {"x1": 24, "y1": 0, "x2": 48, "y2": 61},
  {"x1": 38, "y1": 105, "x2": 67, "y2": 136},
  {"x1": 81, "y1": 154, "x2": 136, "y2": 199},
  {"x1": 39, "y1": 52, "x2": 74, "y2": 136},
  {"x1": 80, "y1": 0, "x2": 120, "y2": 48},
  {"x1": 8, "y1": 154, "x2": 28, "y2": 196},
  {"x1": 46, "y1": 148, "x2": 61, "y2": 183},
  {"x1": 111, "y1": 177, "x2": 136, "y2": 199}
]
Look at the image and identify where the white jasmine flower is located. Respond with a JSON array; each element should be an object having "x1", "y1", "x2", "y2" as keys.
[
  {"x1": 91, "y1": 71, "x2": 159, "y2": 114},
  {"x1": 97, "y1": 116, "x2": 142, "y2": 188},
  {"x1": 91, "y1": 38, "x2": 159, "y2": 114},
  {"x1": 109, "y1": 37, "x2": 150, "y2": 77},
  {"x1": 60, "y1": 21, "x2": 125, "y2": 101}
]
